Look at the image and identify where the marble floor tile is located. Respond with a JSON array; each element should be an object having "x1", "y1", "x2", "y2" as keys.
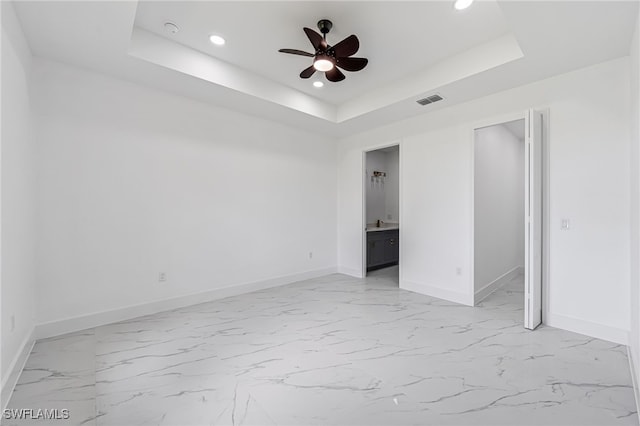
[
  {"x1": 3, "y1": 268, "x2": 638, "y2": 425},
  {"x1": 3, "y1": 331, "x2": 97, "y2": 426}
]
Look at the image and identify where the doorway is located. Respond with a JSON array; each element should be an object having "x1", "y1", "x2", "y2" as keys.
[
  {"x1": 363, "y1": 145, "x2": 400, "y2": 283},
  {"x1": 473, "y1": 110, "x2": 546, "y2": 330}
]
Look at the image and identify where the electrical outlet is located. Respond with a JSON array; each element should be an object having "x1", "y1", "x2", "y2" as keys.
[
  {"x1": 159, "y1": 272, "x2": 167, "y2": 282},
  {"x1": 387, "y1": 214, "x2": 392, "y2": 220},
  {"x1": 456, "y1": 267, "x2": 462, "y2": 276},
  {"x1": 11, "y1": 314, "x2": 15, "y2": 332},
  {"x1": 308, "y1": 252, "x2": 313, "y2": 260}
]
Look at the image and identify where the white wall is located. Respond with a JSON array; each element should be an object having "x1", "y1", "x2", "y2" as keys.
[
  {"x1": 1, "y1": 0, "x2": 36, "y2": 405},
  {"x1": 32, "y1": 58, "x2": 338, "y2": 326},
  {"x1": 474, "y1": 123, "x2": 524, "y2": 294},
  {"x1": 365, "y1": 148, "x2": 399, "y2": 224},
  {"x1": 385, "y1": 149, "x2": 400, "y2": 222},
  {"x1": 629, "y1": 8, "x2": 640, "y2": 391},
  {"x1": 338, "y1": 57, "x2": 631, "y2": 342},
  {"x1": 366, "y1": 151, "x2": 387, "y2": 224}
]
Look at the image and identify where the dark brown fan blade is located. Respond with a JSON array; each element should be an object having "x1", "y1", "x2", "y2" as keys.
[
  {"x1": 336, "y1": 57, "x2": 368, "y2": 72},
  {"x1": 300, "y1": 65, "x2": 316, "y2": 79},
  {"x1": 331, "y1": 34, "x2": 359, "y2": 57},
  {"x1": 279, "y1": 49, "x2": 314, "y2": 57},
  {"x1": 325, "y1": 67, "x2": 345, "y2": 82},
  {"x1": 303, "y1": 27, "x2": 327, "y2": 51}
]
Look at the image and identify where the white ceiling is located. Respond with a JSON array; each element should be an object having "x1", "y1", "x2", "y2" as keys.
[
  {"x1": 134, "y1": 1, "x2": 511, "y2": 105},
  {"x1": 12, "y1": 1, "x2": 640, "y2": 137}
]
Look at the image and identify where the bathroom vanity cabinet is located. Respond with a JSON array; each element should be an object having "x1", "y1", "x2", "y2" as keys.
[{"x1": 366, "y1": 229, "x2": 399, "y2": 271}]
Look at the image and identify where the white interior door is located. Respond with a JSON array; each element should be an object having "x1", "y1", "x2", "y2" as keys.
[{"x1": 524, "y1": 109, "x2": 543, "y2": 330}]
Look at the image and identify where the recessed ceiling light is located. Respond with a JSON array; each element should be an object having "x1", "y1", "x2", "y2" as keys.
[
  {"x1": 164, "y1": 22, "x2": 179, "y2": 35},
  {"x1": 209, "y1": 35, "x2": 226, "y2": 46},
  {"x1": 454, "y1": 0, "x2": 474, "y2": 10},
  {"x1": 313, "y1": 81, "x2": 324, "y2": 88}
]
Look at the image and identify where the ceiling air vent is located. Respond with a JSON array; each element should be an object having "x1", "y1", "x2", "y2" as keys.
[{"x1": 416, "y1": 94, "x2": 444, "y2": 106}]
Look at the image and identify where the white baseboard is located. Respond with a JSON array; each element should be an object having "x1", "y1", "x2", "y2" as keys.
[
  {"x1": 401, "y1": 280, "x2": 473, "y2": 306},
  {"x1": 627, "y1": 346, "x2": 640, "y2": 422},
  {"x1": 35, "y1": 267, "x2": 337, "y2": 340},
  {"x1": 1, "y1": 326, "x2": 35, "y2": 411},
  {"x1": 545, "y1": 312, "x2": 629, "y2": 345},
  {"x1": 337, "y1": 266, "x2": 363, "y2": 278},
  {"x1": 474, "y1": 266, "x2": 524, "y2": 305}
]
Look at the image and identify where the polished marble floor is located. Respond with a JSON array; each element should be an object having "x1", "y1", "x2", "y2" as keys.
[{"x1": 4, "y1": 268, "x2": 638, "y2": 425}]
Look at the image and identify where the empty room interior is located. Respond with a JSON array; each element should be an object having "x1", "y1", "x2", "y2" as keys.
[{"x1": 2, "y1": 0, "x2": 640, "y2": 425}]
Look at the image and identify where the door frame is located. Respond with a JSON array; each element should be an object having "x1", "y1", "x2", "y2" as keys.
[
  {"x1": 469, "y1": 110, "x2": 550, "y2": 324},
  {"x1": 361, "y1": 141, "x2": 402, "y2": 279}
]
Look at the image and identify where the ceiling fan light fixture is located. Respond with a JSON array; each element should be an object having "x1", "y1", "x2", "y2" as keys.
[
  {"x1": 313, "y1": 57, "x2": 334, "y2": 72},
  {"x1": 454, "y1": 0, "x2": 474, "y2": 10}
]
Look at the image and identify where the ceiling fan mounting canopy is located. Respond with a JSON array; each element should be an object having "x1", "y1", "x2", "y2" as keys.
[
  {"x1": 317, "y1": 19, "x2": 333, "y2": 35},
  {"x1": 278, "y1": 19, "x2": 368, "y2": 82}
]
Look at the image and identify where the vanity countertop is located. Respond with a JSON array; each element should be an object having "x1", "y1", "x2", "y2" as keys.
[{"x1": 366, "y1": 223, "x2": 399, "y2": 232}]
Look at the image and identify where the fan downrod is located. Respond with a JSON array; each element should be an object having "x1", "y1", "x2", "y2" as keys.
[{"x1": 317, "y1": 19, "x2": 333, "y2": 35}]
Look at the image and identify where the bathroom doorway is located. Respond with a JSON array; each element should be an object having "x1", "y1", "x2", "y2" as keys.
[{"x1": 363, "y1": 145, "x2": 400, "y2": 282}]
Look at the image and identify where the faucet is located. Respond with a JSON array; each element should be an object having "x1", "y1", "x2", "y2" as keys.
[{"x1": 376, "y1": 219, "x2": 384, "y2": 227}]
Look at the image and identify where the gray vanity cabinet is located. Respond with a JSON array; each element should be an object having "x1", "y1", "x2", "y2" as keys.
[{"x1": 367, "y1": 229, "x2": 399, "y2": 271}]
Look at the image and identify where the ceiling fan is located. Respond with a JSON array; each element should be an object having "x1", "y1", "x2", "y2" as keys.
[{"x1": 278, "y1": 19, "x2": 368, "y2": 82}]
